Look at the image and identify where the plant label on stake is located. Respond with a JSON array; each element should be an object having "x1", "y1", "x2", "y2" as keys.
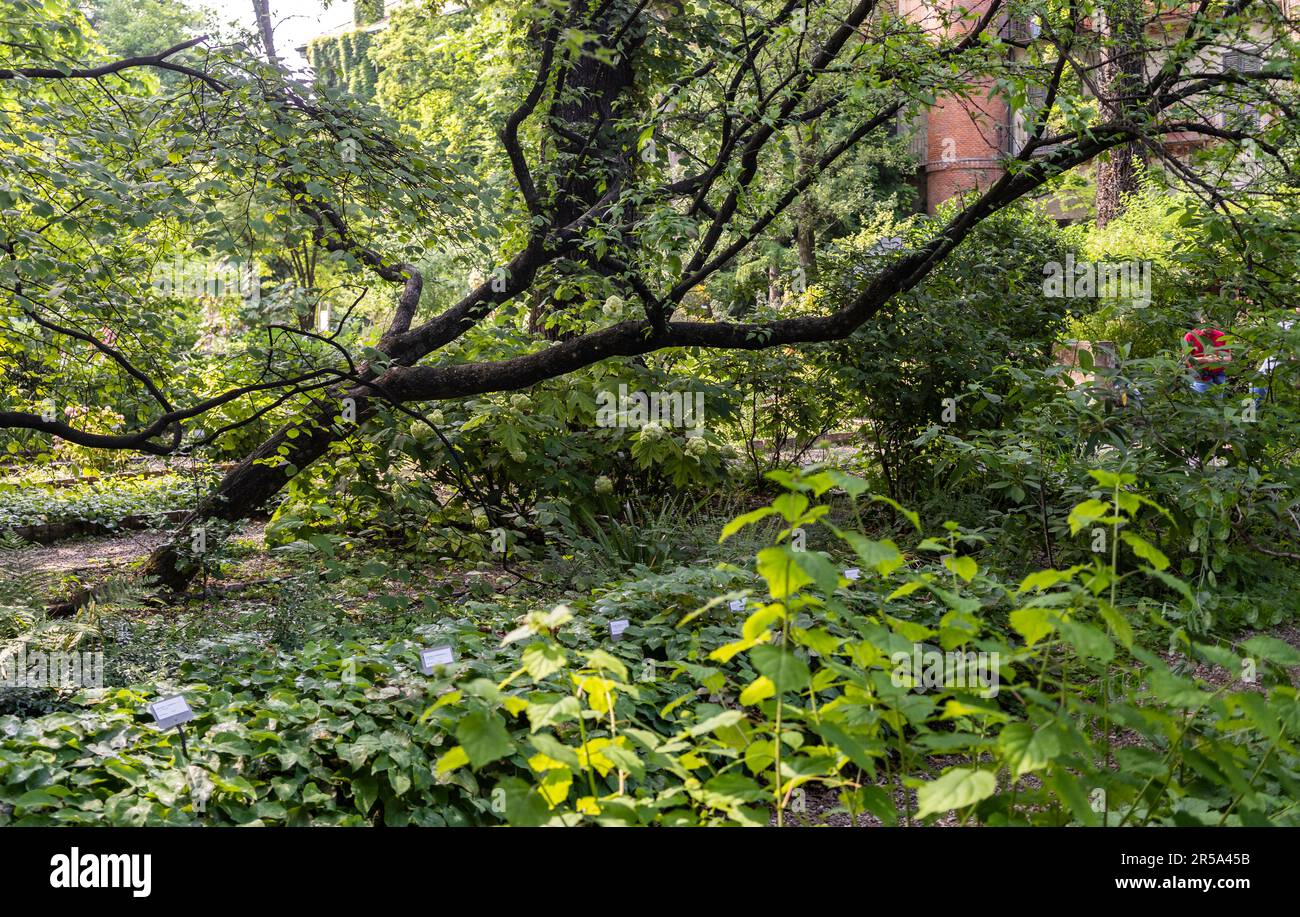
[
  {"x1": 149, "y1": 694, "x2": 195, "y2": 758},
  {"x1": 729, "y1": 599, "x2": 745, "y2": 612},
  {"x1": 148, "y1": 694, "x2": 195, "y2": 730},
  {"x1": 843, "y1": 568, "x2": 861, "y2": 581},
  {"x1": 419, "y1": 645, "x2": 455, "y2": 674},
  {"x1": 609, "y1": 619, "x2": 629, "y2": 641}
]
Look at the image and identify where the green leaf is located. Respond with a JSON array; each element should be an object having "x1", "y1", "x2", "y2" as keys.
[
  {"x1": 1067, "y1": 498, "x2": 1112, "y2": 535},
  {"x1": 521, "y1": 643, "x2": 567, "y2": 681},
  {"x1": 771, "y1": 492, "x2": 809, "y2": 524},
  {"x1": 756, "y1": 545, "x2": 814, "y2": 599},
  {"x1": 1143, "y1": 567, "x2": 1193, "y2": 600},
  {"x1": 435, "y1": 745, "x2": 469, "y2": 775},
  {"x1": 789, "y1": 548, "x2": 843, "y2": 596},
  {"x1": 353, "y1": 776, "x2": 378, "y2": 814},
  {"x1": 1242, "y1": 636, "x2": 1300, "y2": 667},
  {"x1": 1010, "y1": 607, "x2": 1056, "y2": 646},
  {"x1": 13, "y1": 789, "x2": 61, "y2": 811},
  {"x1": 1120, "y1": 532, "x2": 1169, "y2": 571},
  {"x1": 1088, "y1": 469, "x2": 1134, "y2": 489},
  {"x1": 583, "y1": 648, "x2": 628, "y2": 682},
  {"x1": 1146, "y1": 667, "x2": 1209, "y2": 707},
  {"x1": 525, "y1": 695, "x2": 581, "y2": 732},
  {"x1": 997, "y1": 723, "x2": 1061, "y2": 779},
  {"x1": 497, "y1": 777, "x2": 551, "y2": 826},
  {"x1": 739, "y1": 676, "x2": 775, "y2": 705},
  {"x1": 915, "y1": 767, "x2": 997, "y2": 818},
  {"x1": 456, "y1": 711, "x2": 515, "y2": 769},
  {"x1": 1045, "y1": 770, "x2": 1101, "y2": 827},
  {"x1": 1096, "y1": 602, "x2": 1134, "y2": 650},
  {"x1": 719, "y1": 506, "x2": 775, "y2": 541},
  {"x1": 687, "y1": 711, "x2": 746, "y2": 737},
  {"x1": 838, "y1": 531, "x2": 904, "y2": 576},
  {"x1": 528, "y1": 732, "x2": 581, "y2": 769},
  {"x1": 1017, "y1": 567, "x2": 1081, "y2": 593},
  {"x1": 1236, "y1": 692, "x2": 1282, "y2": 745},
  {"x1": 601, "y1": 743, "x2": 645, "y2": 781},
  {"x1": 943, "y1": 554, "x2": 978, "y2": 583},
  {"x1": 750, "y1": 645, "x2": 811, "y2": 693},
  {"x1": 812, "y1": 721, "x2": 881, "y2": 776},
  {"x1": 870, "y1": 495, "x2": 921, "y2": 531},
  {"x1": 886, "y1": 580, "x2": 926, "y2": 601},
  {"x1": 1058, "y1": 619, "x2": 1114, "y2": 662}
]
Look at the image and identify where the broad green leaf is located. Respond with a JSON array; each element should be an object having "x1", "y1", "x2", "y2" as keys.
[
  {"x1": 1017, "y1": 567, "x2": 1081, "y2": 593},
  {"x1": 750, "y1": 645, "x2": 811, "y2": 693},
  {"x1": 997, "y1": 722, "x2": 1061, "y2": 778},
  {"x1": 456, "y1": 711, "x2": 515, "y2": 769},
  {"x1": 811, "y1": 721, "x2": 881, "y2": 776},
  {"x1": 756, "y1": 545, "x2": 814, "y2": 599},
  {"x1": 719, "y1": 506, "x2": 775, "y2": 541},
  {"x1": 1067, "y1": 498, "x2": 1113, "y2": 535},
  {"x1": 870, "y1": 495, "x2": 921, "y2": 530},
  {"x1": 1096, "y1": 602, "x2": 1134, "y2": 649},
  {"x1": 1058, "y1": 619, "x2": 1114, "y2": 662},
  {"x1": 1242, "y1": 636, "x2": 1300, "y2": 667},
  {"x1": 943, "y1": 554, "x2": 978, "y2": 582},
  {"x1": 497, "y1": 777, "x2": 551, "y2": 826},
  {"x1": 1045, "y1": 770, "x2": 1101, "y2": 827},
  {"x1": 1010, "y1": 607, "x2": 1056, "y2": 646},
  {"x1": 435, "y1": 744, "x2": 469, "y2": 775},
  {"x1": 687, "y1": 711, "x2": 745, "y2": 737},
  {"x1": 521, "y1": 643, "x2": 567, "y2": 680},
  {"x1": 739, "y1": 676, "x2": 775, "y2": 705},
  {"x1": 886, "y1": 580, "x2": 926, "y2": 601},
  {"x1": 915, "y1": 767, "x2": 996, "y2": 818},
  {"x1": 1120, "y1": 532, "x2": 1169, "y2": 571},
  {"x1": 838, "y1": 530, "x2": 904, "y2": 576},
  {"x1": 771, "y1": 492, "x2": 809, "y2": 524}
]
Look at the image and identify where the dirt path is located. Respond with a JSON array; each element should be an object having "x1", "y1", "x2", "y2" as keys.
[{"x1": 4, "y1": 521, "x2": 267, "y2": 578}]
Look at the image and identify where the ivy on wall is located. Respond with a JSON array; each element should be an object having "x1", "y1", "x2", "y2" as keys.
[{"x1": 307, "y1": 28, "x2": 378, "y2": 101}]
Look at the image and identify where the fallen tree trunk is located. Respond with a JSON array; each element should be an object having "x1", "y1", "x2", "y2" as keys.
[{"x1": 138, "y1": 386, "x2": 370, "y2": 592}]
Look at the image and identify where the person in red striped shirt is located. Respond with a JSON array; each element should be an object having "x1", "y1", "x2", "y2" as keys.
[{"x1": 1184, "y1": 326, "x2": 1232, "y2": 393}]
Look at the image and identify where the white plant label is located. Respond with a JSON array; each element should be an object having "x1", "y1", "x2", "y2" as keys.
[
  {"x1": 420, "y1": 645, "x2": 455, "y2": 674},
  {"x1": 844, "y1": 568, "x2": 861, "y2": 581},
  {"x1": 729, "y1": 599, "x2": 745, "y2": 612},
  {"x1": 148, "y1": 694, "x2": 195, "y2": 730}
]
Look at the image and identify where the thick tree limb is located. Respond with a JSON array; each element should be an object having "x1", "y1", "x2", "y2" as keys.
[{"x1": 0, "y1": 36, "x2": 225, "y2": 90}]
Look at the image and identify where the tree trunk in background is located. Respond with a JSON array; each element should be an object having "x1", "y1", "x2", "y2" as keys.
[
  {"x1": 537, "y1": 3, "x2": 644, "y2": 338},
  {"x1": 796, "y1": 122, "x2": 818, "y2": 281},
  {"x1": 768, "y1": 262, "x2": 782, "y2": 309},
  {"x1": 1095, "y1": 0, "x2": 1146, "y2": 227},
  {"x1": 251, "y1": 0, "x2": 279, "y2": 67}
]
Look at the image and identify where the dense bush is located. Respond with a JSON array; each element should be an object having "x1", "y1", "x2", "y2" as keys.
[{"x1": 811, "y1": 206, "x2": 1079, "y2": 499}]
